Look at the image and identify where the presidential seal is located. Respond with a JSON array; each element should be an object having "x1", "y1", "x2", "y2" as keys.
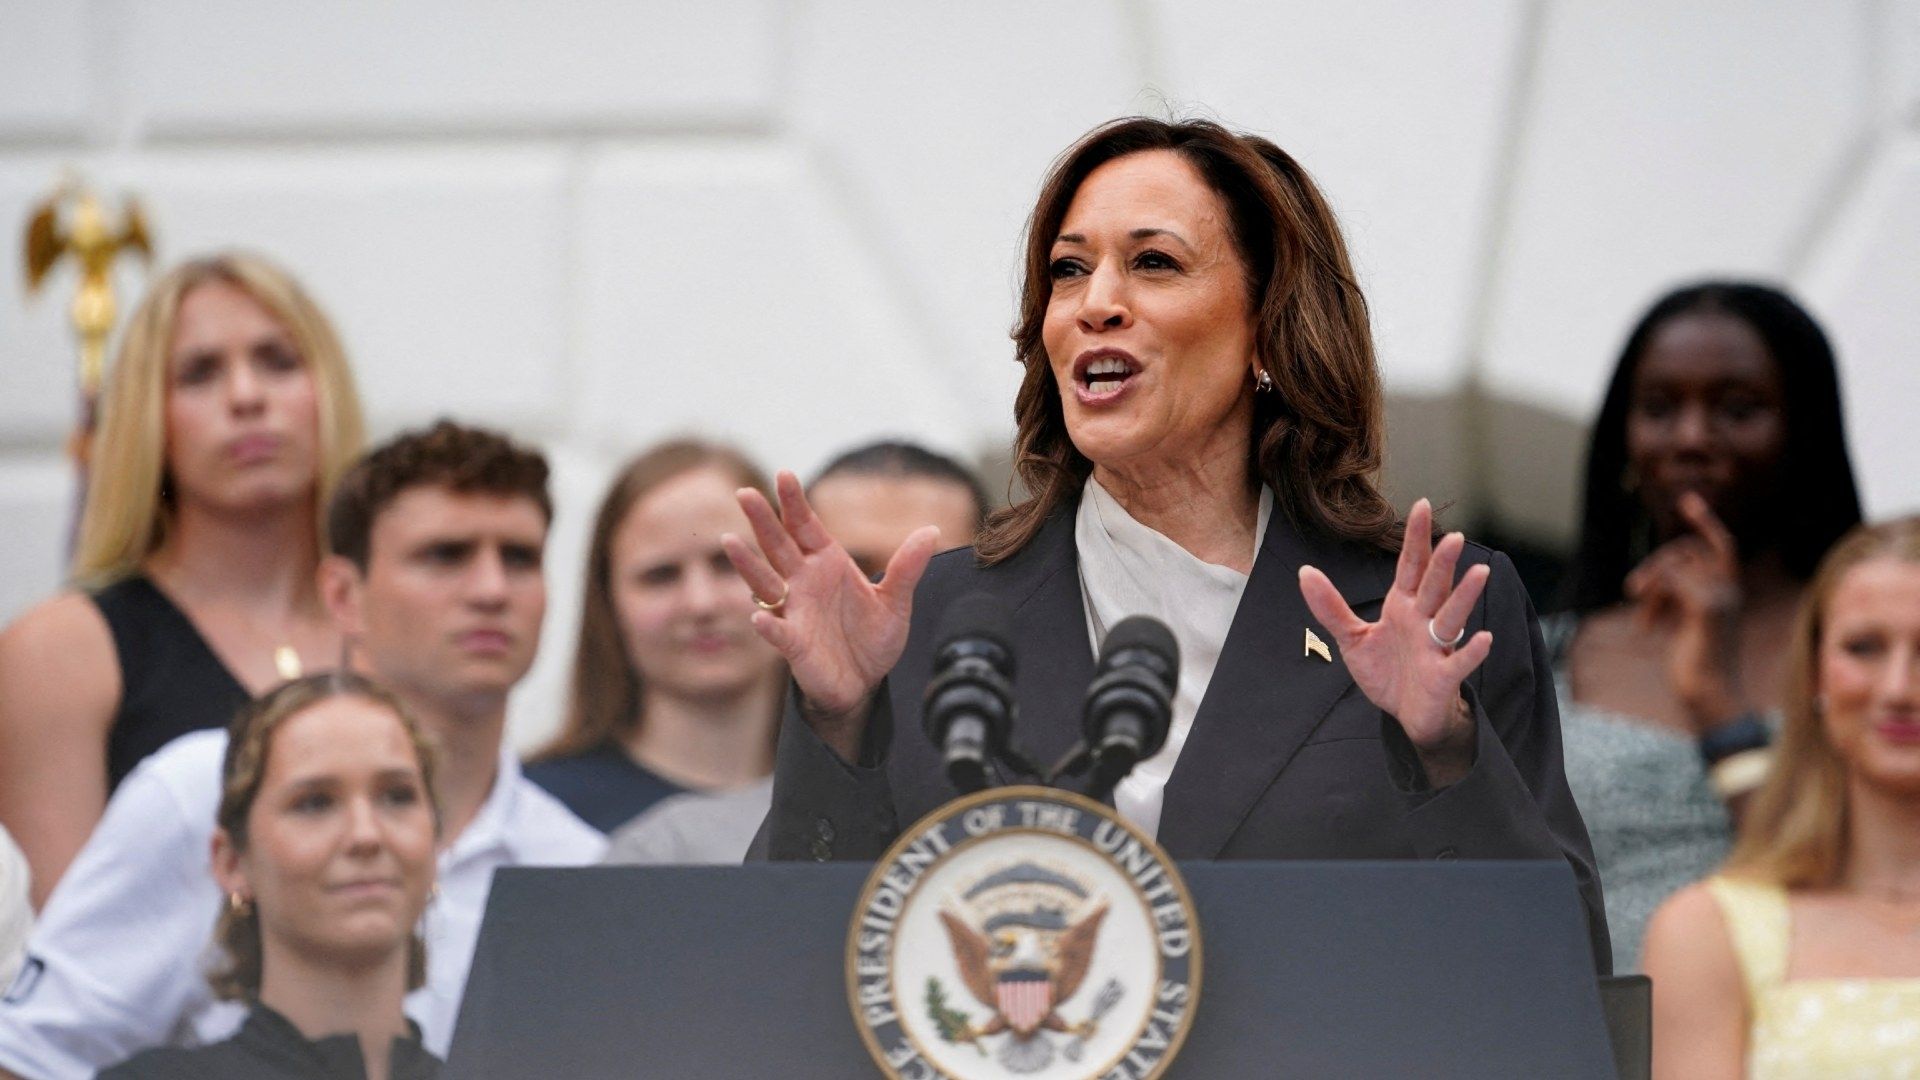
[{"x1": 847, "y1": 786, "x2": 1201, "y2": 1080}]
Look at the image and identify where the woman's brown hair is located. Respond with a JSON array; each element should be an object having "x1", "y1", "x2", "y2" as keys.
[
  {"x1": 210, "y1": 672, "x2": 440, "y2": 1001},
  {"x1": 533, "y1": 439, "x2": 775, "y2": 762},
  {"x1": 978, "y1": 116, "x2": 1398, "y2": 563},
  {"x1": 1725, "y1": 515, "x2": 1920, "y2": 888}
]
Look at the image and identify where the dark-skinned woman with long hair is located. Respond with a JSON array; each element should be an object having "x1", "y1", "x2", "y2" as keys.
[{"x1": 1552, "y1": 282, "x2": 1861, "y2": 972}]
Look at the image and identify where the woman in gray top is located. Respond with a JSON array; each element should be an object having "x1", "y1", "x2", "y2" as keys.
[{"x1": 1554, "y1": 281, "x2": 1861, "y2": 971}]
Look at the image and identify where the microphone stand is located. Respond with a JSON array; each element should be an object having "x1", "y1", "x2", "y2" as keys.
[
  {"x1": 1042, "y1": 741, "x2": 1128, "y2": 804},
  {"x1": 981, "y1": 743, "x2": 1046, "y2": 791}
]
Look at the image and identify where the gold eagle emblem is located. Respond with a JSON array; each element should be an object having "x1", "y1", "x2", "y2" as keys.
[{"x1": 930, "y1": 861, "x2": 1115, "y2": 1072}]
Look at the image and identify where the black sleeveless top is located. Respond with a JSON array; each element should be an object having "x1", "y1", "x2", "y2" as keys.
[{"x1": 91, "y1": 576, "x2": 249, "y2": 789}]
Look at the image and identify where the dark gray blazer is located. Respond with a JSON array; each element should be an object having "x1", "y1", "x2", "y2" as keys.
[{"x1": 757, "y1": 506, "x2": 1611, "y2": 971}]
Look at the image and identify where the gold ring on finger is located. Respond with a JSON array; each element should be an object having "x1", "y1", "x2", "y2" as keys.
[{"x1": 753, "y1": 581, "x2": 790, "y2": 612}]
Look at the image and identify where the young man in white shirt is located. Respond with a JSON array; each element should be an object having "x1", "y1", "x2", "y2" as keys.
[{"x1": 0, "y1": 421, "x2": 605, "y2": 1079}]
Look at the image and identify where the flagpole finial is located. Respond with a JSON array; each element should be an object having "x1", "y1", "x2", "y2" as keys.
[{"x1": 24, "y1": 179, "x2": 155, "y2": 401}]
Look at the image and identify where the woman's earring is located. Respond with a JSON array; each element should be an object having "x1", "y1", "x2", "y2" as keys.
[
  {"x1": 1255, "y1": 369, "x2": 1275, "y2": 393},
  {"x1": 227, "y1": 892, "x2": 253, "y2": 917}
]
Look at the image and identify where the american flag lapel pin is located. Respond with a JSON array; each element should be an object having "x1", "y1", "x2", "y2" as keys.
[{"x1": 1304, "y1": 628, "x2": 1332, "y2": 663}]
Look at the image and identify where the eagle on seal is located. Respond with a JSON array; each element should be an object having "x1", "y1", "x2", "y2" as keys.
[{"x1": 937, "y1": 862, "x2": 1110, "y2": 1074}]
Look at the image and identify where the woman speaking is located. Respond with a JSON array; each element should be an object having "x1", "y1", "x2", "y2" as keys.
[{"x1": 725, "y1": 117, "x2": 1607, "y2": 965}]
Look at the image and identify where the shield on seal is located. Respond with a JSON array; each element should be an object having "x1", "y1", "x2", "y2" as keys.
[{"x1": 996, "y1": 971, "x2": 1053, "y2": 1035}]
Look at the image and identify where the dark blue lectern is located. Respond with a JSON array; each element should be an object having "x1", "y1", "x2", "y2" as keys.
[{"x1": 444, "y1": 860, "x2": 1616, "y2": 1078}]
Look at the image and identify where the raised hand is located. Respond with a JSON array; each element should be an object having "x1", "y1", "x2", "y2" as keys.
[
  {"x1": 1298, "y1": 498, "x2": 1491, "y2": 782},
  {"x1": 721, "y1": 471, "x2": 939, "y2": 757},
  {"x1": 1625, "y1": 490, "x2": 1745, "y2": 730}
]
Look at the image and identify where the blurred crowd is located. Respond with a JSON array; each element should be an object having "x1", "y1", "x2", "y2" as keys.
[{"x1": 0, "y1": 230, "x2": 1914, "y2": 1078}]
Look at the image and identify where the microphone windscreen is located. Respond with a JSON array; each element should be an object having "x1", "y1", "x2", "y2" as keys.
[
  {"x1": 935, "y1": 592, "x2": 1015, "y2": 653},
  {"x1": 1098, "y1": 615, "x2": 1179, "y2": 673}
]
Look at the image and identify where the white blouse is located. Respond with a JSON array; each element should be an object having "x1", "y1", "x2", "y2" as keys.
[{"x1": 1075, "y1": 479, "x2": 1273, "y2": 838}]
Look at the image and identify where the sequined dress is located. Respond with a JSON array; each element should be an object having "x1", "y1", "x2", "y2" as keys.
[{"x1": 1545, "y1": 614, "x2": 1733, "y2": 973}]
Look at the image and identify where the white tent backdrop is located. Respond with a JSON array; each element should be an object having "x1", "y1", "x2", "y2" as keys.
[{"x1": 3, "y1": 2, "x2": 1916, "y2": 749}]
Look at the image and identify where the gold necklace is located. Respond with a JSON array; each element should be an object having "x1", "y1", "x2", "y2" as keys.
[{"x1": 154, "y1": 574, "x2": 306, "y2": 685}]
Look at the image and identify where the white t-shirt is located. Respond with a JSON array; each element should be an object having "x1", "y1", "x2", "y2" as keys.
[
  {"x1": 0, "y1": 729, "x2": 605, "y2": 1079},
  {"x1": 1076, "y1": 480, "x2": 1272, "y2": 839}
]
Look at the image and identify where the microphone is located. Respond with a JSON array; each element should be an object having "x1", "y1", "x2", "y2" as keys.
[
  {"x1": 1082, "y1": 616, "x2": 1179, "y2": 797},
  {"x1": 922, "y1": 593, "x2": 1019, "y2": 794}
]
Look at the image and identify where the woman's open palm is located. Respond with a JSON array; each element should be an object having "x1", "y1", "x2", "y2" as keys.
[
  {"x1": 722, "y1": 472, "x2": 939, "y2": 722},
  {"x1": 1298, "y1": 499, "x2": 1492, "y2": 752}
]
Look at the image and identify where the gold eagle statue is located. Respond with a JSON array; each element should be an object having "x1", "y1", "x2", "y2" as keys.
[{"x1": 24, "y1": 182, "x2": 154, "y2": 396}]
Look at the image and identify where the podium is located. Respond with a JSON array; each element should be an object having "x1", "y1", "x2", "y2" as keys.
[{"x1": 445, "y1": 860, "x2": 1617, "y2": 1078}]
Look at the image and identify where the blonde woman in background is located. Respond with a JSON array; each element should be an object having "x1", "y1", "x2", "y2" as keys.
[
  {"x1": 1644, "y1": 516, "x2": 1920, "y2": 1077},
  {"x1": 99, "y1": 673, "x2": 442, "y2": 1079},
  {"x1": 0, "y1": 253, "x2": 365, "y2": 907}
]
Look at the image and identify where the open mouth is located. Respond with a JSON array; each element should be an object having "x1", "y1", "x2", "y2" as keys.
[{"x1": 1073, "y1": 349, "x2": 1139, "y2": 402}]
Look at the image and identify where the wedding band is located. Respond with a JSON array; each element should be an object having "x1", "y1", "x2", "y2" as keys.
[
  {"x1": 1427, "y1": 617, "x2": 1466, "y2": 651},
  {"x1": 753, "y1": 581, "x2": 790, "y2": 612}
]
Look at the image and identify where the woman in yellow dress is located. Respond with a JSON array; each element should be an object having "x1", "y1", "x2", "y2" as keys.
[{"x1": 1643, "y1": 516, "x2": 1920, "y2": 1078}]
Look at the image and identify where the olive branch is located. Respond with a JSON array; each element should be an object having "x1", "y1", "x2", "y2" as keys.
[{"x1": 925, "y1": 977, "x2": 985, "y2": 1056}]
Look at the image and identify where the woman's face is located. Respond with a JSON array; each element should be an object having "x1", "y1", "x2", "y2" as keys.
[
  {"x1": 217, "y1": 696, "x2": 437, "y2": 974},
  {"x1": 1818, "y1": 556, "x2": 1920, "y2": 797},
  {"x1": 164, "y1": 280, "x2": 321, "y2": 515},
  {"x1": 1624, "y1": 311, "x2": 1787, "y2": 541},
  {"x1": 1041, "y1": 150, "x2": 1258, "y2": 476},
  {"x1": 610, "y1": 467, "x2": 783, "y2": 707}
]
